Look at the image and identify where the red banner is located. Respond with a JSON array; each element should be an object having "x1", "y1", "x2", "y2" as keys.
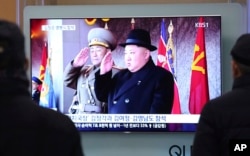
[
  {"x1": 188, "y1": 17, "x2": 210, "y2": 114},
  {"x1": 39, "y1": 41, "x2": 48, "y2": 82}
]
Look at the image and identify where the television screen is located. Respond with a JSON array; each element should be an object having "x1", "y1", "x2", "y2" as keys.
[{"x1": 29, "y1": 15, "x2": 221, "y2": 132}]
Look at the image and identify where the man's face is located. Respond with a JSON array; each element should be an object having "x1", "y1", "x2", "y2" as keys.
[
  {"x1": 124, "y1": 45, "x2": 149, "y2": 72},
  {"x1": 32, "y1": 81, "x2": 39, "y2": 90},
  {"x1": 89, "y1": 45, "x2": 108, "y2": 66}
]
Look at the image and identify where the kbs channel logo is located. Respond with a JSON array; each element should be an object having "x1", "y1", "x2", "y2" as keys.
[
  {"x1": 230, "y1": 139, "x2": 250, "y2": 156},
  {"x1": 195, "y1": 22, "x2": 209, "y2": 28}
]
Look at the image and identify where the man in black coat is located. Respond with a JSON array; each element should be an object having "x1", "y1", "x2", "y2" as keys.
[
  {"x1": 0, "y1": 20, "x2": 84, "y2": 156},
  {"x1": 192, "y1": 34, "x2": 250, "y2": 156},
  {"x1": 95, "y1": 29, "x2": 174, "y2": 114}
]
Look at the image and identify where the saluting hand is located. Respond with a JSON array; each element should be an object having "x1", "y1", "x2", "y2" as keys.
[
  {"x1": 100, "y1": 51, "x2": 113, "y2": 75},
  {"x1": 72, "y1": 47, "x2": 89, "y2": 67}
]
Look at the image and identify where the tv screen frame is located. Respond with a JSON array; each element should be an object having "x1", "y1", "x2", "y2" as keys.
[{"x1": 23, "y1": 4, "x2": 246, "y2": 132}]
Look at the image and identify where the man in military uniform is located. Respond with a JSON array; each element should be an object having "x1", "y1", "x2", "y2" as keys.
[
  {"x1": 31, "y1": 76, "x2": 42, "y2": 104},
  {"x1": 64, "y1": 27, "x2": 119, "y2": 114},
  {"x1": 95, "y1": 29, "x2": 174, "y2": 114}
]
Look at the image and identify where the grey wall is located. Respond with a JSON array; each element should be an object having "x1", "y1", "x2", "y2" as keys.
[
  {"x1": 24, "y1": 3, "x2": 247, "y2": 156},
  {"x1": 81, "y1": 132, "x2": 194, "y2": 156}
]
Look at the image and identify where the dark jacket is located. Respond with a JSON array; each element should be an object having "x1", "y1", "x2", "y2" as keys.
[
  {"x1": 192, "y1": 73, "x2": 250, "y2": 156},
  {"x1": 95, "y1": 58, "x2": 174, "y2": 114},
  {"x1": 0, "y1": 71, "x2": 84, "y2": 156},
  {"x1": 32, "y1": 89, "x2": 40, "y2": 104}
]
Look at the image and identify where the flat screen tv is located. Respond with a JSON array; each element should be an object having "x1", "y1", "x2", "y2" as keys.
[{"x1": 24, "y1": 4, "x2": 223, "y2": 132}]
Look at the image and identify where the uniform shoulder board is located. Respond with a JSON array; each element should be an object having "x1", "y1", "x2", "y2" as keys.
[
  {"x1": 80, "y1": 65, "x2": 93, "y2": 73},
  {"x1": 86, "y1": 65, "x2": 94, "y2": 73}
]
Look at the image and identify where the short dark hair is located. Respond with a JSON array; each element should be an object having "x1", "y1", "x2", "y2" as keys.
[
  {"x1": 0, "y1": 20, "x2": 26, "y2": 71},
  {"x1": 230, "y1": 34, "x2": 250, "y2": 66}
]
